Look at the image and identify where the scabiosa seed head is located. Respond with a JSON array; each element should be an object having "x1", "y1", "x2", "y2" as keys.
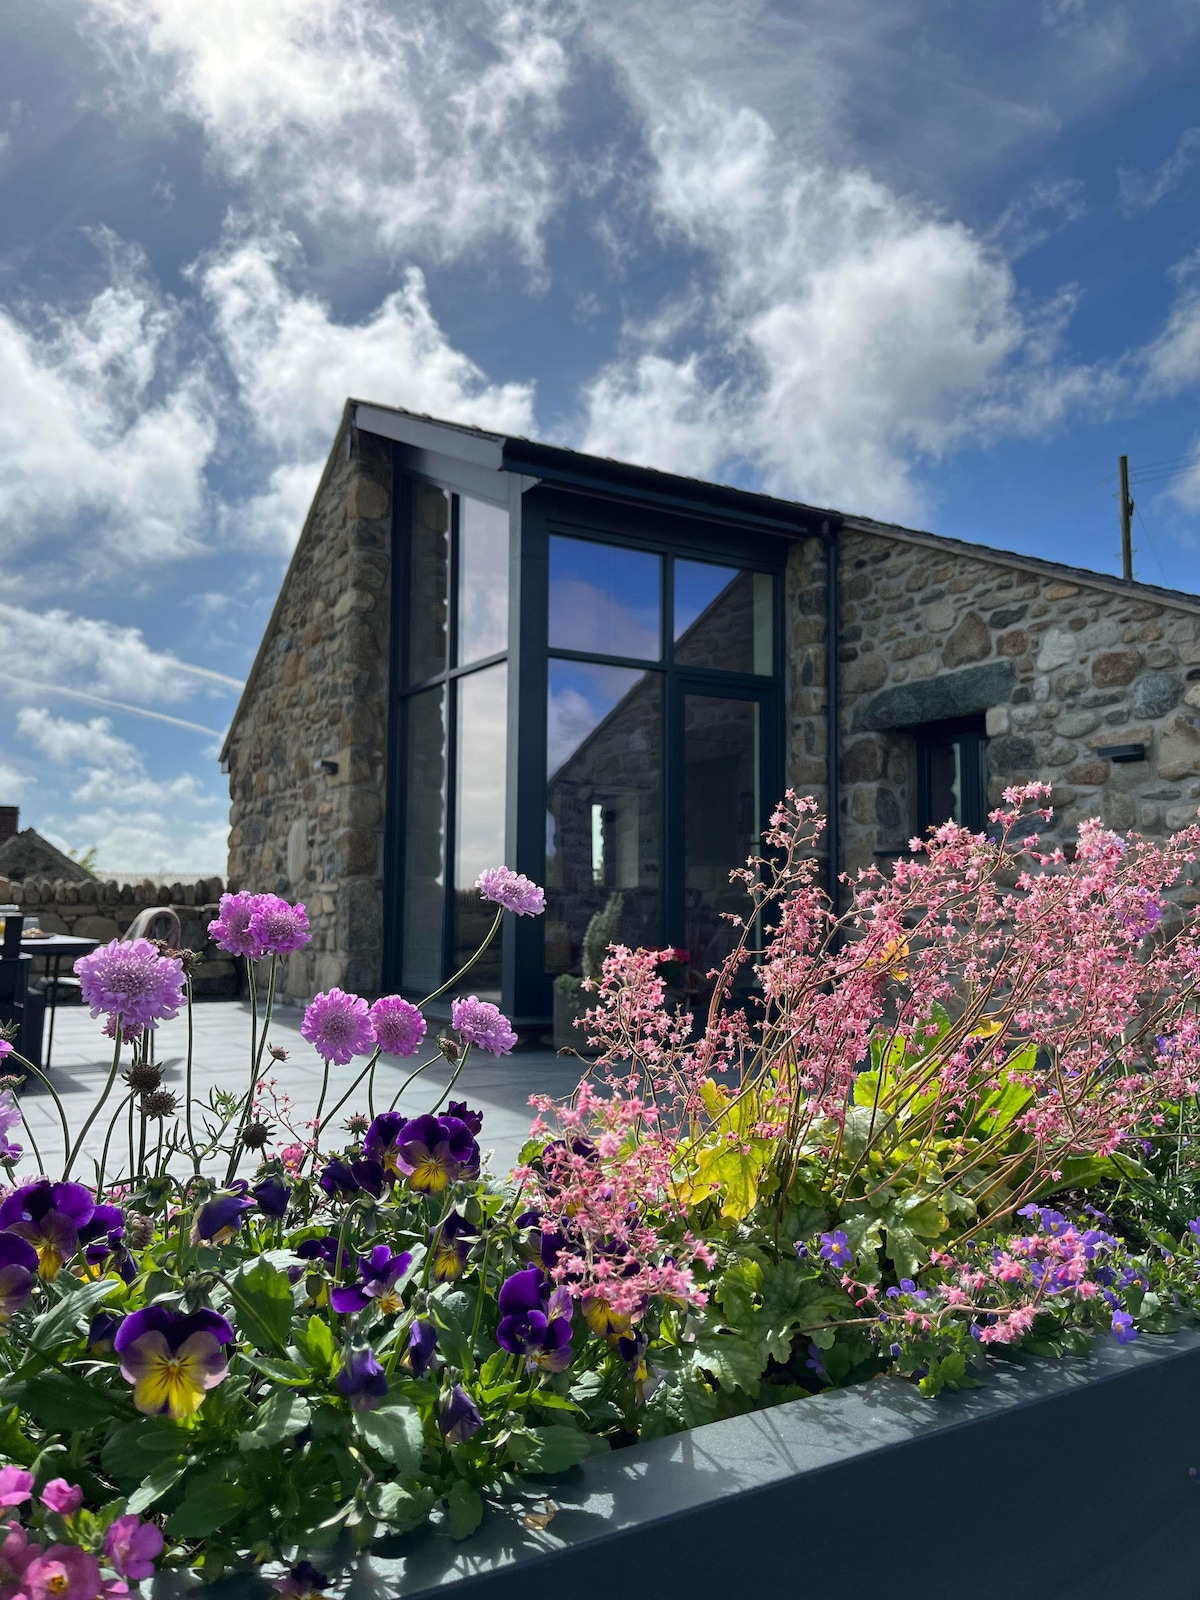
[
  {"x1": 242, "y1": 1120, "x2": 273, "y2": 1151},
  {"x1": 125, "y1": 1061, "x2": 162, "y2": 1094},
  {"x1": 301, "y1": 988, "x2": 375, "y2": 1065},
  {"x1": 268, "y1": 1043, "x2": 290, "y2": 1062},
  {"x1": 141, "y1": 1089, "x2": 179, "y2": 1121},
  {"x1": 125, "y1": 1212, "x2": 154, "y2": 1248},
  {"x1": 344, "y1": 1112, "x2": 369, "y2": 1137},
  {"x1": 476, "y1": 866, "x2": 546, "y2": 917},
  {"x1": 369, "y1": 994, "x2": 426, "y2": 1058}
]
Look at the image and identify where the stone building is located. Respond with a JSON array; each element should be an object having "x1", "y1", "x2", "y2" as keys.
[{"x1": 222, "y1": 401, "x2": 1200, "y2": 1025}]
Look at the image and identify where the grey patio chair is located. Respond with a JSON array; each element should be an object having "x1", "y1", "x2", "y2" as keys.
[{"x1": 122, "y1": 906, "x2": 182, "y2": 949}]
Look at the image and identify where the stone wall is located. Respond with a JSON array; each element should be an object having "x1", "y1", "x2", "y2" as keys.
[
  {"x1": 223, "y1": 421, "x2": 392, "y2": 1001},
  {"x1": 785, "y1": 523, "x2": 1200, "y2": 887},
  {"x1": 0, "y1": 876, "x2": 235, "y2": 996}
]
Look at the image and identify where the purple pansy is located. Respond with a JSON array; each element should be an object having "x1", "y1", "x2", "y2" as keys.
[
  {"x1": 0, "y1": 1233, "x2": 38, "y2": 1320},
  {"x1": 407, "y1": 1318, "x2": 438, "y2": 1378},
  {"x1": 496, "y1": 1266, "x2": 574, "y2": 1373},
  {"x1": 301, "y1": 989, "x2": 376, "y2": 1066},
  {"x1": 74, "y1": 939, "x2": 185, "y2": 1030},
  {"x1": 429, "y1": 1212, "x2": 477, "y2": 1282},
  {"x1": 191, "y1": 1189, "x2": 255, "y2": 1245},
  {"x1": 475, "y1": 867, "x2": 546, "y2": 917},
  {"x1": 368, "y1": 995, "x2": 426, "y2": 1058},
  {"x1": 336, "y1": 1346, "x2": 388, "y2": 1412},
  {"x1": 439, "y1": 1384, "x2": 483, "y2": 1444},
  {"x1": 330, "y1": 1245, "x2": 413, "y2": 1315},
  {"x1": 446, "y1": 1099, "x2": 484, "y2": 1136},
  {"x1": 364, "y1": 1112, "x2": 479, "y2": 1194},
  {"x1": 0, "y1": 1180, "x2": 95, "y2": 1280},
  {"x1": 449, "y1": 996, "x2": 517, "y2": 1057},
  {"x1": 252, "y1": 1175, "x2": 291, "y2": 1219}
]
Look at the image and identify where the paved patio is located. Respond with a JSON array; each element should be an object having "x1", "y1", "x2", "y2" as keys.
[{"x1": 13, "y1": 1001, "x2": 586, "y2": 1183}]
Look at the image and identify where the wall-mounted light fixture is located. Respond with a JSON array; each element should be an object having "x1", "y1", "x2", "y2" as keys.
[
  {"x1": 314, "y1": 758, "x2": 339, "y2": 776},
  {"x1": 1095, "y1": 743, "x2": 1147, "y2": 764}
]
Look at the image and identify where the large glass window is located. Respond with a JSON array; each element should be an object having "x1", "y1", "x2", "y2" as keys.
[
  {"x1": 675, "y1": 562, "x2": 773, "y2": 675},
  {"x1": 683, "y1": 693, "x2": 760, "y2": 975},
  {"x1": 545, "y1": 662, "x2": 662, "y2": 973},
  {"x1": 397, "y1": 482, "x2": 509, "y2": 998},
  {"x1": 549, "y1": 537, "x2": 661, "y2": 659},
  {"x1": 459, "y1": 499, "x2": 509, "y2": 665},
  {"x1": 454, "y1": 663, "x2": 508, "y2": 982},
  {"x1": 401, "y1": 686, "x2": 447, "y2": 993}
]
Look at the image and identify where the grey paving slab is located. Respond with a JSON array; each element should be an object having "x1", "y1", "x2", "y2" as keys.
[{"x1": 12, "y1": 1001, "x2": 586, "y2": 1185}]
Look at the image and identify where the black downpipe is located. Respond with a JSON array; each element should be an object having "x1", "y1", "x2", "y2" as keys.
[{"x1": 823, "y1": 519, "x2": 839, "y2": 909}]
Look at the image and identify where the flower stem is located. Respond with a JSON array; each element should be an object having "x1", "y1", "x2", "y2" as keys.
[
  {"x1": 8, "y1": 1052, "x2": 71, "y2": 1177},
  {"x1": 428, "y1": 1045, "x2": 471, "y2": 1116},
  {"x1": 97, "y1": 1091, "x2": 134, "y2": 1194},
  {"x1": 184, "y1": 974, "x2": 197, "y2": 1161},
  {"x1": 417, "y1": 908, "x2": 503, "y2": 1009},
  {"x1": 64, "y1": 1026, "x2": 123, "y2": 1179}
]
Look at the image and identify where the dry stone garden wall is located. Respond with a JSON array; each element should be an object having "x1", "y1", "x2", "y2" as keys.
[
  {"x1": 0, "y1": 875, "x2": 235, "y2": 996},
  {"x1": 787, "y1": 523, "x2": 1200, "y2": 898},
  {"x1": 223, "y1": 421, "x2": 392, "y2": 1002}
]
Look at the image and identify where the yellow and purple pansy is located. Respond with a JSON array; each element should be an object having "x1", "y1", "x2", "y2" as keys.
[
  {"x1": 329, "y1": 1245, "x2": 413, "y2": 1316},
  {"x1": 363, "y1": 1112, "x2": 479, "y2": 1194},
  {"x1": 0, "y1": 1180, "x2": 95, "y2": 1280},
  {"x1": 113, "y1": 1305, "x2": 235, "y2": 1420}
]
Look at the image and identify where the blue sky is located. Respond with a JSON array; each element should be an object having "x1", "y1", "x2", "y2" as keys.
[{"x1": 3, "y1": 0, "x2": 1200, "y2": 874}]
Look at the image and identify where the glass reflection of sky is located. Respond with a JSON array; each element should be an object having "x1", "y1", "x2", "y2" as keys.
[
  {"x1": 549, "y1": 536, "x2": 660, "y2": 660},
  {"x1": 547, "y1": 660, "x2": 646, "y2": 776},
  {"x1": 674, "y1": 559, "x2": 738, "y2": 637}
]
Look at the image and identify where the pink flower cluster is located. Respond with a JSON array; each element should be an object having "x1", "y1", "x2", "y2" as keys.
[
  {"x1": 0, "y1": 1466, "x2": 162, "y2": 1599},
  {"x1": 208, "y1": 892, "x2": 310, "y2": 961}
]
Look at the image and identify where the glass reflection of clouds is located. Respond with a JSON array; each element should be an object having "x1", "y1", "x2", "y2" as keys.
[
  {"x1": 549, "y1": 537, "x2": 660, "y2": 661},
  {"x1": 546, "y1": 661, "x2": 647, "y2": 776}
]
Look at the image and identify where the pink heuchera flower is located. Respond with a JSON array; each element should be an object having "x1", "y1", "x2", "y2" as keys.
[
  {"x1": 0, "y1": 1466, "x2": 32, "y2": 1506},
  {"x1": 301, "y1": 989, "x2": 375, "y2": 1065},
  {"x1": 39, "y1": 1478, "x2": 83, "y2": 1515},
  {"x1": 248, "y1": 895, "x2": 311, "y2": 956},
  {"x1": 207, "y1": 891, "x2": 263, "y2": 959},
  {"x1": 369, "y1": 995, "x2": 426, "y2": 1058},
  {"x1": 74, "y1": 940, "x2": 185, "y2": 1030},
  {"x1": 450, "y1": 996, "x2": 517, "y2": 1057},
  {"x1": 476, "y1": 867, "x2": 545, "y2": 917},
  {"x1": 104, "y1": 1514, "x2": 163, "y2": 1581},
  {"x1": 22, "y1": 1543, "x2": 102, "y2": 1600}
]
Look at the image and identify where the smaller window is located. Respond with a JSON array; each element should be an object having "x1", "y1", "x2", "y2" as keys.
[{"x1": 915, "y1": 718, "x2": 989, "y2": 836}]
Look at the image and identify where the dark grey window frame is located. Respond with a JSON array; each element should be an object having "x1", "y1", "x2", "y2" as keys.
[
  {"x1": 384, "y1": 464, "x2": 791, "y2": 1026},
  {"x1": 914, "y1": 715, "x2": 990, "y2": 837}
]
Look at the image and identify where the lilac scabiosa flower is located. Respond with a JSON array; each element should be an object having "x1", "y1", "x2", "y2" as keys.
[
  {"x1": 336, "y1": 1345, "x2": 388, "y2": 1412},
  {"x1": 0, "y1": 1180, "x2": 95, "y2": 1280},
  {"x1": 429, "y1": 1212, "x2": 477, "y2": 1282},
  {"x1": 818, "y1": 1230, "x2": 853, "y2": 1269},
  {"x1": 301, "y1": 988, "x2": 375, "y2": 1066},
  {"x1": 450, "y1": 995, "x2": 516, "y2": 1057},
  {"x1": 407, "y1": 1318, "x2": 438, "y2": 1378},
  {"x1": 476, "y1": 867, "x2": 545, "y2": 917},
  {"x1": 364, "y1": 1111, "x2": 479, "y2": 1193},
  {"x1": 0, "y1": 1234, "x2": 37, "y2": 1321},
  {"x1": 369, "y1": 995, "x2": 426, "y2": 1058},
  {"x1": 1112, "y1": 1310, "x2": 1138, "y2": 1345},
  {"x1": 0, "y1": 1040, "x2": 10, "y2": 1064},
  {"x1": 74, "y1": 939, "x2": 185, "y2": 1030},
  {"x1": 496, "y1": 1266, "x2": 574, "y2": 1373},
  {"x1": 191, "y1": 1189, "x2": 255, "y2": 1245},
  {"x1": 439, "y1": 1384, "x2": 483, "y2": 1444},
  {"x1": 208, "y1": 891, "x2": 264, "y2": 959},
  {"x1": 248, "y1": 894, "x2": 311, "y2": 956},
  {"x1": 114, "y1": 1306, "x2": 235, "y2": 1419},
  {"x1": 0, "y1": 1091, "x2": 22, "y2": 1165},
  {"x1": 330, "y1": 1245, "x2": 413, "y2": 1316},
  {"x1": 104, "y1": 1514, "x2": 164, "y2": 1582}
]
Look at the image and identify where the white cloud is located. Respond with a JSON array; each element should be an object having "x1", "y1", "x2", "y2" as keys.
[
  {"x1": 0, "y1": 603, "x2": 241, "y2": 707},
  {"x1": 0, "y1": 762, "x2": 30, "y2": 799},
  {"x1": 1119, "y1": 127, "x2": 1200, "y2": 212},
  {"x1": 1142, "y1": 255, "x2": 1200, "y2": 398},
  {"x1": 580, "y1": 86, "x2": 1104, "y2": 521},
  {"x1": 15, "y1": 709, "x2": 226, "y2": 874},
  {"x1": 16, "y1": 708, "x2": 140, "y2": 771},
  {"x1": 0, "y1": 234, "x2": 216, "y2": 568},
  {"x1": 80, "y1": 0, "x2": 571, "y2": 265}
]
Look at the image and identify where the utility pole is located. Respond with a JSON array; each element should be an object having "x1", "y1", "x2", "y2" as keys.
[{"x1": 1119, "y1": 454, "x2": 1135, "y2": 581}]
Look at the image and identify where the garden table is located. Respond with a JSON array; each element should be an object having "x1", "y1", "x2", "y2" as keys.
[{"x1": 21, "y1": 934, "x2": 98, "y2": 1074}]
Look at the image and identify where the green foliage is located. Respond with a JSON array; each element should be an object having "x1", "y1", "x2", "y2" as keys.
[{"x1": 581, "y1": 892, "x2": 624, "y2": 982}]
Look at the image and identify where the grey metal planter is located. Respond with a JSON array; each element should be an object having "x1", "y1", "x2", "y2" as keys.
[{"x1": 170, "y1": 1331, "x2": 1200, "y2": 1599}]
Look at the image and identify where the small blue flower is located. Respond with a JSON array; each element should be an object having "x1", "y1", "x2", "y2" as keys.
[
  {"x1": 818, "y1": 1230, "x2": 852, "y2": 1268},
  {"x1": 1111, "y1": 1311, "x2": 1138, "y2": 1346}
]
